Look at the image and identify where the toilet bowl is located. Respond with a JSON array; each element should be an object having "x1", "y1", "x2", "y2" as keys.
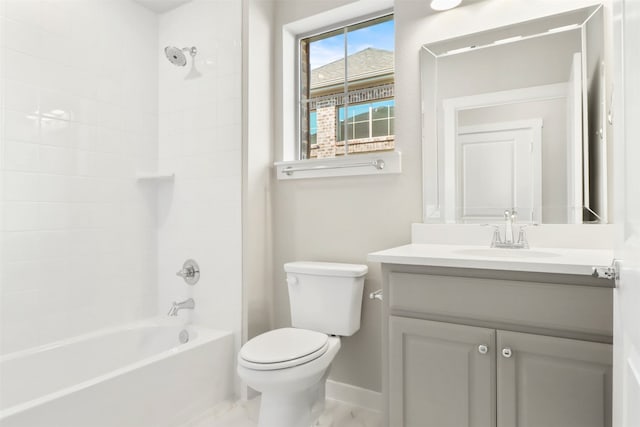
[
  {"x1": 237, "y1": 262, "x2": 367, "y2": 427},
  {"x1": 238, "y1": 329, "x2": 341, "y2": 427}
]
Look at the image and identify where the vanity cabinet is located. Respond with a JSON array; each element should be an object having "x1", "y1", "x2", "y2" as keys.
[
  {"x1": 389, "y1": 317, "x2": 495, "y2": 427},
  {"x1": 496, "y1": 330, "x2": 611, "y2": 427},
  {"x1": 381, "y1": 265, "x2": 613, "y2": 427}
]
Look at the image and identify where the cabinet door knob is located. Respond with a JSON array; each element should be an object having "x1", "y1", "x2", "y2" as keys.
[
  {"x1": 501, "y1": 348, "x2": 513, "y2": 358},
  {"x1": 478, "y1": 345, "x2": 489, "y2": 354}
]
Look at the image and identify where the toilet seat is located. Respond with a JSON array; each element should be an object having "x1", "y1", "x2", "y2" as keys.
[{"x1": 239, "y1": 328, "x2": 329, "y2": 371}]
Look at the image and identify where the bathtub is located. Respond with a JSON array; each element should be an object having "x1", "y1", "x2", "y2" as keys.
[{"x1": 0, "y1": 318, "x2": 234, "y2": 427}]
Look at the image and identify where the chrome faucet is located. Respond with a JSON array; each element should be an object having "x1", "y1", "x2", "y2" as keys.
[
  {"x1": 167, "y1": 298, "x2": 195, "y2": 316},
  {"x1": 489, "y1": 209, "x2": 529, "y2": 249},
  {"x1": 504, "y1": 209, "x2": 515, "y2": 244}
]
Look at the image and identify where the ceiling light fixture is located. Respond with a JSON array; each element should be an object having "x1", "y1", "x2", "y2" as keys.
[{"x1": 430, "y1": 0, "x2": 462, "y2": 11}]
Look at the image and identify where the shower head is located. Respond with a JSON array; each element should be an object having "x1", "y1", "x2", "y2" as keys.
[
  {"x1": 164, "y1": 46, "x2": 198, "y2": 67},
  {"x1": 165, "y1": 46, "x2": 187, "y2": 66}
]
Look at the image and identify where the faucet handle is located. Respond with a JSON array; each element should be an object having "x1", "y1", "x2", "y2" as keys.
[
  {"x1": 176, "y1": 266, "x2": 195, "y2": 278},
  {"x1": 482, "y1": 224, "x2": 502, "y2": 247},
  {"x1": 516, "y1": 225, "x2": 530, "y2": 248},
  {"x1": 176, "y1": 259, "x2": 200, "y2": 285},
  {"x1": 491, "y1": 226, "x2": 502, "y2": 247}
]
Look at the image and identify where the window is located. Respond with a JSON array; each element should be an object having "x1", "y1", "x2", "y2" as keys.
[
  {"x1": 299, "y1": 15, "x2": 394, "y2": 159},
  {"x1": 337, "y1": 100, "x2": 395, "y2": 141}
]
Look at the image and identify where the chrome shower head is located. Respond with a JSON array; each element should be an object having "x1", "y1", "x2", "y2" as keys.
[
  {"x1": 164, "y1": 46, "x2": 197, "y2": 67},
  {"x1": 165, "y1": 46, "x2": 187, "y2": 66}
]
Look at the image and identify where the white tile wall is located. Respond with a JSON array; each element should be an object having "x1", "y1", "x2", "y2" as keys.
[
  {"x1": 0, "y1": 0, "x2": 159, "y2": 354},
  {"x1": 157, "y1": 0, "x2": 242, "y2": 348}
]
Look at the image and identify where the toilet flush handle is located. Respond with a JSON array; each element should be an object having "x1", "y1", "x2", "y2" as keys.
[{"x1": 286, "y1": 276, "x2": 298, "y2": 286}]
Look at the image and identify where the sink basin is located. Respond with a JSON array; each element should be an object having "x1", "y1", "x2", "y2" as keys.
[{"x1": 453, "y1": 248, "x2": 562, "y2": 258}]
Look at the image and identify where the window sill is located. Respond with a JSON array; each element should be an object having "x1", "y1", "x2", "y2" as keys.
[{"x1": 274, "y1": 151, "x2": 401, "y2": 180}]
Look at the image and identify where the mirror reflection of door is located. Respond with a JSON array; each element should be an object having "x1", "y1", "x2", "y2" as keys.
[
  {"x1": 421, "y1": 5, "x2": 608, "y2": 224},
  {"x1": 456, "y1": 120, "x2": 542, "y2": 224},
  {"x1": 443, "y1": 82, "x2": 575, "y2": 224}
]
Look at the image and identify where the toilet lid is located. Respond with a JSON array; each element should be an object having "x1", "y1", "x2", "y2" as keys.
[{"x1": 239, "y1": 328, "x2": 329, "y2": 371}]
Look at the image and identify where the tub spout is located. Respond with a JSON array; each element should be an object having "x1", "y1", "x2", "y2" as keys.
[{"x1": 167, "y1": 298, "x2": 195, "y2": 316}]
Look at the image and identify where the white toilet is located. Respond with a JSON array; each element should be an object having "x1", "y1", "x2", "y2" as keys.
[{"x1": 237, "y1": 261, "x2": 368, "y2": 427}]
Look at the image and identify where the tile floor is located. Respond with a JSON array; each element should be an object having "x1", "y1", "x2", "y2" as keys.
[{"x1": 187, "y1": 397, "x2": 383, "y2": 427}]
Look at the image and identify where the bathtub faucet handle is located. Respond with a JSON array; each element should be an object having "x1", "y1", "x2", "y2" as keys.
[
  {"x1": 176, "y1": 259, "x2": 200, "y2": 285},
  {"x1": 176, "y1": 266, "x2": 195, "y2": 278}
]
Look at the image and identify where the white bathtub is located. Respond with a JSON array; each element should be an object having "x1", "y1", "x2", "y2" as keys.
[{"x1": 0, "y1": 318, "x2": 234, "y2": 427}]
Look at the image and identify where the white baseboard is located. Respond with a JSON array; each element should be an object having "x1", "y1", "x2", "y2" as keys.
[{"x1": 325, "y1": 380, "x2": 382, "y2": 413}]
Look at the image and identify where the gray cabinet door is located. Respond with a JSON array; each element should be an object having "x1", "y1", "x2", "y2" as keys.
[
  {"x1": 497, "y1": 330, "x2": 612, "y2": 427},
  {"x1": 389, "y1": 316, "x2": 495, "y2": 427}
]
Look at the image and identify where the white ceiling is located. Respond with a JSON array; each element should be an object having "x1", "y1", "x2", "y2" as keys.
[
  {"x1": 132, "y1": 0, "x2": 486, "y2": 16},
  {"x1": 132, "y1": 0, "x2": 192, "y2": 14}
]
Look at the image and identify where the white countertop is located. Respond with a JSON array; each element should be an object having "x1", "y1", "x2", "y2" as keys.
[{"x1": 367, "y1": 243, "x2": 614, "y2": 276}]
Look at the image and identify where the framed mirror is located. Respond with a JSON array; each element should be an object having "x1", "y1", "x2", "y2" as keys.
[{"x1": 421, "y1": 5, "x2": 608, "y2": 224}]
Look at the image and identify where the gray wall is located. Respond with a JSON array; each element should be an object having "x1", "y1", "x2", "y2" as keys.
[
  {"x1": 267, "y1": 0, "x2": 605, "y2": 393},
  {"x1": 271, "y1": 0, "x2": 421, "y2": 393},
  {"x1": 435, "y1": 31, "x2": 581, "y2": 100}
]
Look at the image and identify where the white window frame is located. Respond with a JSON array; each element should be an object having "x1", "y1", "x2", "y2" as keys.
[{"x1": 276, "y1": 0, "x2": 401, "y2": 180}]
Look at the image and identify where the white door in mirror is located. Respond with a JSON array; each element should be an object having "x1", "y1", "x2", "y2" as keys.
[{"x1": 455, "y1": 120, "x2": 541, "y2": 224}]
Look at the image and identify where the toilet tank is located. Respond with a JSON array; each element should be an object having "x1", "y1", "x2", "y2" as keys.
[{"x1": 284, "y1": 261, "x2": 368, "y2": 336}]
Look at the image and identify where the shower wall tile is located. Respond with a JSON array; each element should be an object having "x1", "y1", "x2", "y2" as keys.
[
  {"x1": 1, "y1": 47, "x2": 40, "y2": 85},
  {"x1": 0, "y1": 0, "x2": 159, "y2": 355},
  {"x1": 2, "y1": 172, "x2": 39, "y2": 201},
  {"x1": 0, "y1": 260, "x2": 40, "y2": 295},
  {"x1": 157, "y1": 0, "x2": 242, "y2": 351},
  {"x1": 3, "y1": 109, "x2": 40, "y2": 143},
  {"x1": 2, "y1": 202, "x2": 39, "y2": 231},
  {"x1": 1, "y1": 79, "x2": 39, "y2": 113},
  {"x1": 0, "y1": 320, "x2": 39, "y2": 355},
  {"x1": 1, "y1": 0, "x2": 241, "y2": 357},
  {"x1": 3, "y1": 140, "x2": 40, "y2": 172},
  {"x1": 1, "y1": 231, "x2": 37, "y2": 262},
  {"x1": 3, "y1": 0, "x2": 41, "y2": 28}
]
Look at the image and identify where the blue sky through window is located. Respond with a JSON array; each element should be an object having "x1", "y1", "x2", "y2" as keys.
[
  {"x1": 309, "y1": 19, "x2": 394, "y2": 70},
  {"x1": 339, "y1": 104, "x2": 369, "y2": 121},
  {"x1": 338, "y1": 100, "x2": 394, "y2": 121},
  {"x1": 310, "y1": 111, "x2": 317, "y2": 136}
]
